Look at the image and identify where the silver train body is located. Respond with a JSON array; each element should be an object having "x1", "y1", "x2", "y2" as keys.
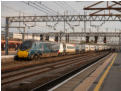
[
  {"x1": 57, "y1": 43, "x2": 111, "y2": 54},
  {"x1": 15, "y1": 40, "x2": 111, "y2": 60}
]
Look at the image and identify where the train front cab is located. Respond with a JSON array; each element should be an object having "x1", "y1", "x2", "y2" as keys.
[{"x1": 15, "y1": 40, "x2": 34, "y2": 60}]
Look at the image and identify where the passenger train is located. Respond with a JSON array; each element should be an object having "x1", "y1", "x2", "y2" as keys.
[
  {"x1": 1, "y1": 40, "x2": 21, "y2": 51},
  {"x1": 14, "y1": 40, "x2": 110, "y2": 60}
]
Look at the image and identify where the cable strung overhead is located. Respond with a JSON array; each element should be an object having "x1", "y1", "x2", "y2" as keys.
[
  {"x1": 23, "y1": 1, "x2": 49, "y2": 15},
  {"x1": 37, "y1": 2, "x2": 58, "y2": 15},
  {"x1": 62, "y1": 2, "x2": 78, "y2": 13},
  {"x1": 23, "y1": 1, "x2": 58, "y2": 15}
]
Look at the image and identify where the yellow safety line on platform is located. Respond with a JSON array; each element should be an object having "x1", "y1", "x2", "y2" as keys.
[{"x1": 93, "y1": 53, "x2": 117, "y2": 91}]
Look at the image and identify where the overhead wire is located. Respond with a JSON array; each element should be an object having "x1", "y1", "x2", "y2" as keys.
[
  {"x1": 36, "y1": 1, "x2": 58, "y2": 15},
  {"x1": 30, "y1": 2, "x2": 56, "y2": 15},
  {"x1": 63, "y1": 2, "x2": 79, "y2": 14},
  {"x1": 59, "y1": 2, "x2": 69, "y2": 10},
  {"x1": 29, "y1": 1, "x2": 60, "y2": 30},
  {"x1": 66, "y1": 22, "x2": 75, "y2": 32},
  {"x1": 2, "y1": 4, "x2": 29, "y2": 16},
  {"x1": 23, "y1": 1, "x2": 60, "y2": 31},
  {"x1": 54, "y1": 2, "x2": 67, "y2": 11},
  {"x1": 55, "y1": 2, "x2": 79, "y2": 15},
  {"x1": 23, "y1": 1, "x2": 50, "y2": 15},
  {"x1": 2, "y1": 1, "x2": 80, "y2": 33},
  {"x1": 61, "y1": 2, "x2": 74, "y2": 11},
  {"x1": 23, "y1": 1, "x2": 51, "y2": 32}
]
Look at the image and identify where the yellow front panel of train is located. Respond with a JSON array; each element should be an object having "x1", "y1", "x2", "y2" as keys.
[{"x1": 17, "y1": 50, "x2": 28, "y2": 58}]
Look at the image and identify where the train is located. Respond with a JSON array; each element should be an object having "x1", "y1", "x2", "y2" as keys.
[
  {"x1": 1, "y1": 40, "x2": 22, "y2": 51},
  {"x1": 14, "y1": 40, "x2": 111, "y2": 60}
]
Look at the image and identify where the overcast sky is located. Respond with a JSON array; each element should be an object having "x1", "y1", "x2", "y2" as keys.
[{"x1": 1, "y1": 1, "x2": 121, "y2": 33}]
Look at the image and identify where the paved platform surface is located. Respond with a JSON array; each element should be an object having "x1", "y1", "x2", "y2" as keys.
[
  {"x1": 90, "y1": 52, "x2": 121, "y2": 91},
  {"x1": 1, "y1": 55, "x2": 14, "y2": 58},
  {"x1": 1, "y1": 51, "x2": 16, "y2": 56},
  {"x1": 49, "y1": 53, "x2": 114, "y2": 91}
]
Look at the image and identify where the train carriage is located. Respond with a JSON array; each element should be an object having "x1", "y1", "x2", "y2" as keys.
[
  {"x1": 15, "y1": 40, "x2": 66, "y2": 59},
  {"x1": 81, "y1": 44, "x2": 90, "y2": 52},
  {"x1": 89, "y1": 45, "x2": 95, "y2": 51},
  {"x1": 65, "y1": 43, "x2": 76, "y2": 53},
  {"x1": 95, "y1": 45, "x2": 99, "y2": 51},
  {"x1": 15, "y1": 40, "x2": 110, "y2": 60},
  {"x1": 98, "y1": 45, "x2": 103, "y2": 51},
  {"x1": 75, "y1": 44, "x2": 82, "y2": 53},
  {"x1": 16, "y1": 40, "x2": 60, "y2": 59},
  {"x1": 1, "y1": 40, "x2": 21, "y2": 51}
]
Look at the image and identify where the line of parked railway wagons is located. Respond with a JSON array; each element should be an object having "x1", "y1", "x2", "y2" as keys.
[{"x1": 14, "y1": 40, "x2": 111, "y2": 60}]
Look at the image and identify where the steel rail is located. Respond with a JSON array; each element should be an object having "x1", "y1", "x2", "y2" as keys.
[
  {"x1": 31, "y1": 52, "x2": 109, "y2": 91},
  {"x1": 2, "y1": 52, "x2": 105, "y2": 86},
  {"x1": 2, "y1": 52, "x2": 93, "y2": 73},
  {"x1": 2, "y1": 52, "x2": 98, "y2": 85}
]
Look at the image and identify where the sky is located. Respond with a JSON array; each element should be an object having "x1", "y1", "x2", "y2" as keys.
[{"x1": 1, "y1": 1, "x2": 121, "y2": 33}]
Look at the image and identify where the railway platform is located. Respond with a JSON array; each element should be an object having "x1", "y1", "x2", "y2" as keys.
[
  {"x1": 1, "y1": 55, "x2": 14, "y2": 58},
  {"x1": 1, "y1": 55, "x2": 14, "y2": 63},
  {"x1": 49, "y1": 52, "x2": 121, "y2": 91},
  {"x1": 89, "y1": 52, "x2": 121, "y2": 91},
  {"x1": 1, "y1": 51, "x2": 16, "y2": 56}
]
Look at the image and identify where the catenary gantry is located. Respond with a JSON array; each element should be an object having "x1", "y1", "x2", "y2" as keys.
[
  {"x1": 7, "y1": 15, "x2": 121, "y2": 22},
  {"x1": 27, "y1": 32, "x2": 121, "y2": 37},
  {"x1": 4, "y1": 1, "x2": 121, "y2": 55},
  {"x1": 4, "y1": 15, "x2": 121, "y2": 55}
]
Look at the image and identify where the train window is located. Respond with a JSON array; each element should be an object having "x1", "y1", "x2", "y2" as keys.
[
  {"x1": 51, "y1": 44, "x2": 59, "y2": 51},
  {"x1": 34, "y1": 43, "x2": 38, "y2": 49},
  {"x1": 34, "y1": 42, "x2": 41, "y2": 49},
  {"x1": 20, "y1": 40, "x2": 33, "y2": 50},
  {"x1": 39, "y1": 43, "x2": 42, "y2": 49},
  {"x1": 44, "y1": 43, "x2": 50, "y2": 52},
  {"x1": 67, "y1": 46, "x2": 75, "y2": 49},
  {"x1": 34, "y1": 43, "x2": 36, "y2": 46}
]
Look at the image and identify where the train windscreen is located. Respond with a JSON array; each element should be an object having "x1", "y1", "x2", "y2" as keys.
[{"x1": 19, "y1": 40, "x2": 33, "y2": 50}]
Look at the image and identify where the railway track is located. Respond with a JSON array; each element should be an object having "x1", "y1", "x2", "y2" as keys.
[
  {"x1": 2, "y1": 51, "x2": 110, "y2": 91},
  {"x1": 2, "y1": 51, "x2": 95, "y2": 73},
  {"x1": 2, "y1": 52, "x2": 96, "y2": 84}
]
